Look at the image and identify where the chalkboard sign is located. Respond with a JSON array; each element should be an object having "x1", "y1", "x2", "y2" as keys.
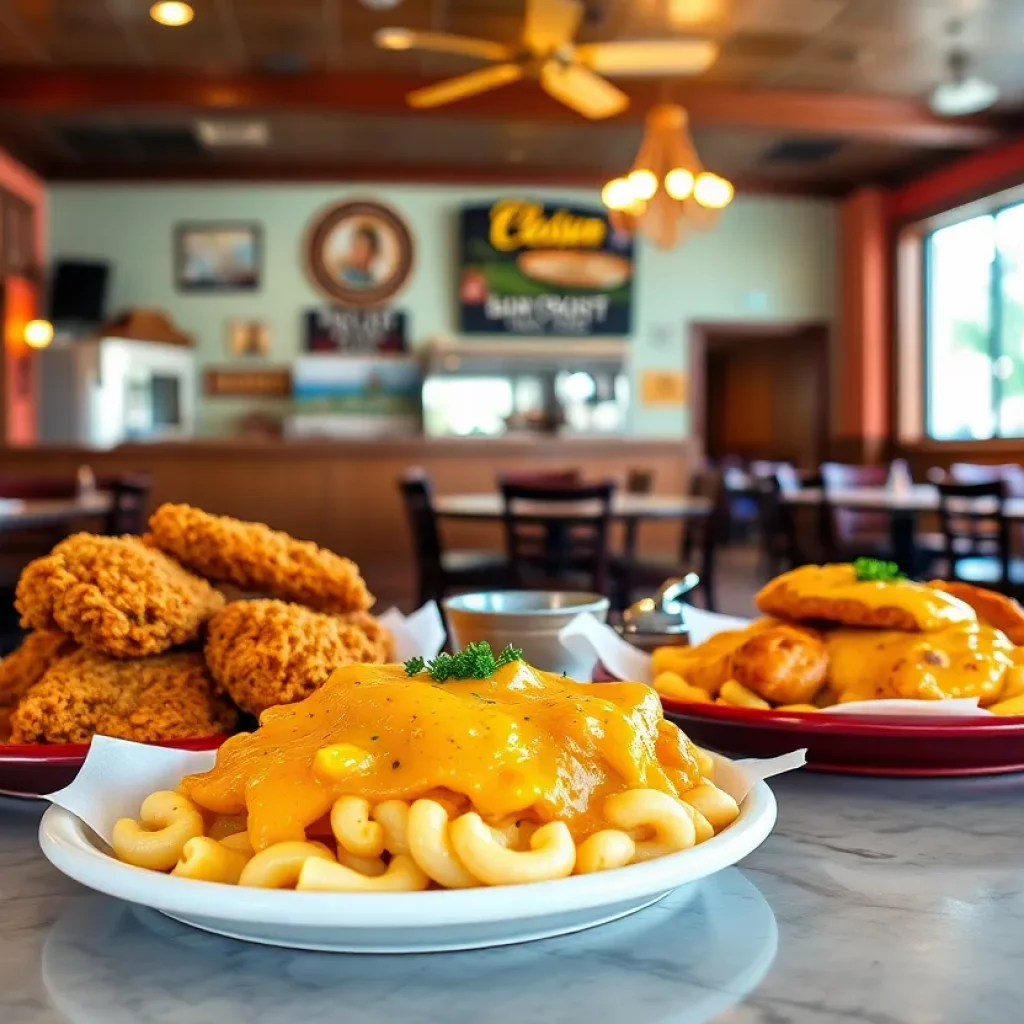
[
  {"x1": 458, "y1": 199, "x2": 634, "y2": 337},
  {"x1": 304, "y1": 308, "x2": 408, "y2": 354}
]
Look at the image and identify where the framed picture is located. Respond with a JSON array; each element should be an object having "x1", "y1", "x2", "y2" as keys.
[
  {"x1": 306, "y1": 200, "x2": 414, "y2": 308},
  {"x1": 175, "y1": 222, "x2": 262, "y2": 292},
  {"x1": 226, "y1": 319, "x2": 271, "y2": 358}
]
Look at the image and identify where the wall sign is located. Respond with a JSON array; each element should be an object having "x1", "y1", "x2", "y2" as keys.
[
  {"x1": 204, "y1": 367, "x2": 292, "y2": 398},
  {"x1": 306, "y1": 200, "x2": 415, "y2": 308},
  {"x1": 640, "y1": 369, "x2": 688, "y2": 407},
  {"x1": 458, "y1": 199, "x2": 634, "y2": 337},
  {"x1": 303, "y1": 308, "x2": 408, "y2": 354}
]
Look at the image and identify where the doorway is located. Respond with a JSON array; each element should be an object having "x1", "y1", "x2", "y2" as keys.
[{"x1": 690, "y1": 322, "x2": 830, "y2": 469}]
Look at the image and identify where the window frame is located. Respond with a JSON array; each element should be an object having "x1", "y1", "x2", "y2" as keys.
[{"x1": 910, "y1": 183, "x2": 1024, "y2": 445}]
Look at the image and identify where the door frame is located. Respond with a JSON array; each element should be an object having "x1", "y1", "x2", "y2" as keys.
[{"x1": 688, "y1": 320, "x2": 831, "y2": 467}]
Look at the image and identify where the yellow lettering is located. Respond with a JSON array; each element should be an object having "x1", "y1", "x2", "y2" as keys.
[{"x1": 487, "y1": 200, "x2": 607, "y2": 251}]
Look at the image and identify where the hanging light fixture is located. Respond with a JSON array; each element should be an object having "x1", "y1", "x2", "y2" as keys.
[{"x1": 602, "y1": 103, "x2": 733, "y2": 249}]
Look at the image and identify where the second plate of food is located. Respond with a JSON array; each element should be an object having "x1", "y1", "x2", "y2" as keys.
[{"x1": 656, "y1": 701, "x2": 1024, "y2": 776}]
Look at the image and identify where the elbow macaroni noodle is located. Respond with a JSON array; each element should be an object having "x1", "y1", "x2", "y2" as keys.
[{"x1": 110, "y1": 741, "x2": 740, "y2": 890}]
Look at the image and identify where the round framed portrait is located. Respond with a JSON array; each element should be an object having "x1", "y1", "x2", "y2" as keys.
[{"x1": 306, "y1": 200, "x2": 415, "y2": 308}]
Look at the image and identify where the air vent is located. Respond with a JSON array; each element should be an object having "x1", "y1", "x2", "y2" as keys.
[
  {"x1": 57, "y1": 125, "x2": 206, "y2": 161},
  {"x1": 760, "y1": 137, "x2": 844, "y2": 165}
]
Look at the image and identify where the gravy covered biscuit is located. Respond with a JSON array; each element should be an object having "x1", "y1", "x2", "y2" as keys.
[
  {"x1": 756, "y1": 562, "x2": 976, "y2": 632},
  {"x1": 826, "y1": 622, "x2": 1013, "y2": 704},
  {"x1": 16, "y1": 534, "x2": 225, "y2": 657}
]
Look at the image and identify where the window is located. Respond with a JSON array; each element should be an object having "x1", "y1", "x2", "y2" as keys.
[{"x1": 926, "y1": 200, "x2": 1024, "y2": 439}]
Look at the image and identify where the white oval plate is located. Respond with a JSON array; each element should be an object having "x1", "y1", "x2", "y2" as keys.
[{"x1": 38, "y1": 756, "x2": 777, "y2": 954}]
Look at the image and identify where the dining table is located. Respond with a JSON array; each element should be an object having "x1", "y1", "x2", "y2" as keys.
[
  {"x1": 0, "y1": 493, "x2": 113, "y2": 533},
  {"x1": 4, "y1": 767, "x2": 1023, "y2": 1023},
  {"x1": 782, "y1": 483, "x2": 1024, "y2": 571},
  {"x1": 434, "y1": 493, "x2": 712, "y2": 522}
]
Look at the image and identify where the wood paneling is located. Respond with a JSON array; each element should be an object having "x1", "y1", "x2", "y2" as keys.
[{"x1": 0, "y1": 437, "x2": 695, "y2": 606}]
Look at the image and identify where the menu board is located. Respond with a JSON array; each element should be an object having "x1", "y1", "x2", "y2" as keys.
[{"x1": 458, "y1": 199, "x2": 634, "y2": 337}]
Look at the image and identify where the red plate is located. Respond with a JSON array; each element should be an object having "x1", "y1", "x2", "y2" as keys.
[
  {"x1": 592, "y1": 663, "x2": 1024, "y2": 776},
  {"x1": 0, "y1": 735, "x2": 228, "y2": 800},
  {"x1": 658, "y1": 700, "x2": 1024, "y2": 776}
]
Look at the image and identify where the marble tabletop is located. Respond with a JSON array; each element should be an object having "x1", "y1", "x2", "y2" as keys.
[{"x1": 3, "y1": 769, "x2": 1023, "y2": 1024}]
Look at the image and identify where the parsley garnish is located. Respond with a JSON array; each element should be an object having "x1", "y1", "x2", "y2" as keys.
[
  {"x1": 404, "y1": 641, "x2": 523, "y2": 682},
  {"x1": 854, "y1": 557, "x2": 905, "y2": 582}
]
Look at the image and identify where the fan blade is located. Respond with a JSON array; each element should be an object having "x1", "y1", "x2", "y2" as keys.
[
  {"x1": 374, "y1": 29, "x2": 514, "y2": 62},
  {"x1": 407, "y1": 64, "x2": 524, "y2": 108},
  {"x1": 524, "y1": 0, "x2": 584, "y2": 54},
  {"x1": 540, "y1": 61, "x2": 629, "y2": 119},
  {"x1": 576, "y1": 39, "x2": 719, "y2": 76}
]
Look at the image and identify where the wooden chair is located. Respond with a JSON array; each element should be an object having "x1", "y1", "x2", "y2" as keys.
[
  {"x1": 398, "y1": 470, "x2": 508, "y2": 607},
  {"x1": 819, "y1": 462, "x2": 892, "y2": 560},
  {"x1": 936, "y1": 479, "x2": 1022, "y2": 590},
  {"x1": 500, "y1": 479, "x2": 615, "y2": 594},
  {"x1": 612, "y1": 468, "x2": 725, "y2": 612}
]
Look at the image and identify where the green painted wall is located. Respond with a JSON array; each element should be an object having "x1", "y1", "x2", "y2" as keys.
[{"x1": 49, "y1": 183, "x2": 836, "y2": 437}]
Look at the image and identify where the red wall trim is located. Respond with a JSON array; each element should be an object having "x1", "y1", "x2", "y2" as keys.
[{"x1": 887, "y1": 135, "x2": 1024, "y2": 223}]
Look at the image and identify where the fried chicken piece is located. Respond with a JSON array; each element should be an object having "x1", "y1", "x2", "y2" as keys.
[
  {"x1": 0, "y1": 631, "x2": 78, "y2": 708},
  {"x1": 9, "y1": 650, "x2": 237, "y2": 745},
  {"x1": 928, "y1": 580, "x2": 1024, "y2": 645},
  {"x1": 15, "y1": 534, "x2": 225, "y2": 658},
  {"x1": 147, "y1": 504, "x2": 373, "y2": 614},
  {"x1": 728, "y1": 624, "x2": 829, "y2": 705},
  {"x1": 336, "y1": 610, "x2": 394, "y2": 662},
  {"x1": 756, "y1": 563, "x2": 975, "y2": 631},
  {"x1": 204, "y1": 599, "x2": 381, "y2": 716}
]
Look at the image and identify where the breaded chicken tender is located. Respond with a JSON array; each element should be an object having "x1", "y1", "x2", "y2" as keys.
[
  {"x1": 147, "y1": 504, "x2": 373, "y2": 613},
  {"x1": 16, "y1": 534, "x2": 224, "y2": 658},
  {"x1": 204, "y1": 600, "x2": 382, "y2": 716},
  {"x1": 928, "y1": 580, "x2": 1024, "y2": 645},
  {"x1": 0, "y1": 631, "x2": 77, "y2": 707},
  {"x1": 9, "y1": 650, "x2": 237, "y2": 745},
  {"x1": 729, "y1": 624, "x2": 829, "y2": 705},
  {"x1": 336, "y1": 610, "x2": 394, "y2": 662}
]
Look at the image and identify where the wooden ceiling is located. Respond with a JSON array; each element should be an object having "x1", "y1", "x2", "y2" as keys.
[{"x1": 0, "y1": 0, "x2": 1021, "y2": 192}]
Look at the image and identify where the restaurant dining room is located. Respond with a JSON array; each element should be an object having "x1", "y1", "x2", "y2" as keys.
[{"x1": 3, "y1": 0, "x2": 1024, "y2": 1020}]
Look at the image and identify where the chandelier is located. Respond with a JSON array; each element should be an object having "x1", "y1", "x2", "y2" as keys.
[{"x1": 601, "y1": 103, "x2": 734, "y2": 249}]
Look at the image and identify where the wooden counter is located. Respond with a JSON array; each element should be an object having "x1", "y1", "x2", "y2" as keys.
[{"x1": 0, "y1": 436, "x2": 696, "y2": 606}]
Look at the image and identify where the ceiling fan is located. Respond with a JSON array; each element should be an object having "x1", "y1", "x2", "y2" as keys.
[{"x1": 374, "y1": 0, "x2": 718, "y2": 120}]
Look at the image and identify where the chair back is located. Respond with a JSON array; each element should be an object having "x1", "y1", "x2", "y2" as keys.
[
  {"x1": 937, "y1": 479, "x2": 1010, "y2": 585},
  {"x1": 820, "y1": 462, "x2": 891, "y2": 550},
  {"x1": 496, "y1": 469, "x2": 581, "y2": 489},
  {"x1": 625, "y1": 468, "x2": 654, "y2": 495},
  {"x1": 398, "y1": 469, "x2": 444, "y2": 595},
  {"x1": 500, "y1": 480, "x2": 615, "y2": 593}
]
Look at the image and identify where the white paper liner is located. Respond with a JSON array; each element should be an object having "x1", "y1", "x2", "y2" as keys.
[
  {"x1": 377, "y1": 601, "x2": 446, "y2": 663},
  {"x1": 47, "y1": 737, "x2": 805, "y2": 845},
  {"x1": 559, "y1": 607, "x2": 997, "y2": 718}
]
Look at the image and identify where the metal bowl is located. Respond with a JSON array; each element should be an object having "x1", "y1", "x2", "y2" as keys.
[{"x1": 443, "y1": 591, "x2": 610, "y2": 678}]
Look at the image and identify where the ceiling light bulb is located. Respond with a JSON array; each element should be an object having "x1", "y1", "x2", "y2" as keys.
[
  {"x1": 665, "y1": 167, "x2": 695, "y2": 200},
  {"x1": 149, "y1": 2, "x2": 193, "y2": 26},
  {"x1": 374, "y1": 27, "x2": 415, "y2": 50},
  {"x1": 627, "y1": 169, "x2": 658, "y2": 201},
  {"x1": 24, "y1": 319, "x2": 54, "y2": 350},
  {"x1": 693, "y1": 172, "x2": 734, "y2": 210},
  {"x1": 601, "y1": 177, "x2": 634, "y2": 211}
]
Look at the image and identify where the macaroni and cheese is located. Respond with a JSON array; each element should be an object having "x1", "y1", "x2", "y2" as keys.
[{"x1": 111, "y1": 659, "x2": 740, "y2": 889}]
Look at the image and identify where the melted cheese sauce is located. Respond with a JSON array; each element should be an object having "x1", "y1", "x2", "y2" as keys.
[
  {"x1": 760, "y1": 564, "x2": 976, "y2": 630},
  {"x1": 826, "y1": 622, "x2": 1012, "y2": 703},
  {"x1": 180, "y1": 661, "x2": 701, "y2": 851}
]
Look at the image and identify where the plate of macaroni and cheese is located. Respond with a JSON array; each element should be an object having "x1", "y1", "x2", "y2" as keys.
[
  {"x1": 594, "y1": 562, "x2": 1024, "y2": 776},
  {"x1": 38, "y1": 651, "x2": 791, "y2": 952}
]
